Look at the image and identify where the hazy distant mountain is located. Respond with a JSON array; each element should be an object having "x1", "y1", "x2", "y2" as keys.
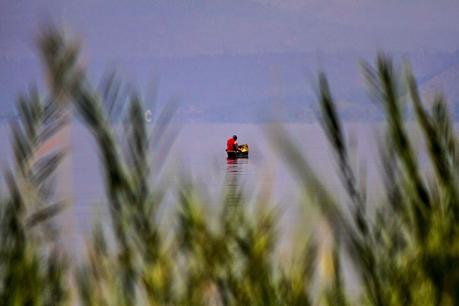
[
  {"x1": 2, "y1": 50, "x2": 459, "y2": 122},
  {"x1": 3, "y1": 0, "x2": 459, "y2": 122}
]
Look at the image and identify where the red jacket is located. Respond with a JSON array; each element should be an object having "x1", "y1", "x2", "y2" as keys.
[{"x1": 226, "y1": 138, "x2": 237, "y2": 151}]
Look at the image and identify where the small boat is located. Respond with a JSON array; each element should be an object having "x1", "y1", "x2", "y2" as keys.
[{"x1": 227, "y1": 144, "x2": 249, "y2": 159}]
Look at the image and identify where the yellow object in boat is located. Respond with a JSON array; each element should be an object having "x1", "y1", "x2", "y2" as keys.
[{"x1": 238, "y1": 144, "x2": 249, "y2": 152}]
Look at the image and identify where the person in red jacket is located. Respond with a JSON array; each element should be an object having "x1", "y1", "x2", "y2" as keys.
[{"x1": 226, "y1": 135, "x2": 238, "y2": 152}]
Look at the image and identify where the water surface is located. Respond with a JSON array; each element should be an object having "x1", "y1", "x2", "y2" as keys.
[{"x1": 0, "y1": 121, "x2": 384, "y2": 256}]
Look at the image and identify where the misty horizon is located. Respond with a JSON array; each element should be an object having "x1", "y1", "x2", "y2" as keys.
[{"x1": 2, "y1": 0, "x2": 459, "y2": 122}]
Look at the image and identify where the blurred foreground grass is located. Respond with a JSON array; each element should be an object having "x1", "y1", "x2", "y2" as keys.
[{"x1": 1, "y1": 27, "x2": 459, "y2": 306}]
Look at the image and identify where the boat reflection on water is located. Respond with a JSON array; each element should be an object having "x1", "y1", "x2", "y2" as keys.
[
  {"x1": 225, "y1": 158, "x2": 250, "y2": 202},
  {"x1": 226, "y1": 157, "x2": 249, "y2": 175}
]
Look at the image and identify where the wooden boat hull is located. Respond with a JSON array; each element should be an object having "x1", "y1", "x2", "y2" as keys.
[{"x1": 227, "y1": 151, "x2": 249, "y2": 159}]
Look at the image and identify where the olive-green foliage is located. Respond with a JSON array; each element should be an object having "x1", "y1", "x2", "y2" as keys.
[{"x1": 1, "y1": 27, "x2": 459, "y2": 306}]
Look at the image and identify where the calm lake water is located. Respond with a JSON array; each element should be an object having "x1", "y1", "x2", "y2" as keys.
[{"x1": 0, "y1": 121, "x2": 386, "y2": 257}]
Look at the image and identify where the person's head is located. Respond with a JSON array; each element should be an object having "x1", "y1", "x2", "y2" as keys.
[{"x1": 233, "y1": 135, "x2": 237, "y2": 141}]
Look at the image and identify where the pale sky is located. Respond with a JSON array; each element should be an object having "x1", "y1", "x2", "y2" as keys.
[{"x1": 1, "y1": 0, "x2": 459, "y2": 60}]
